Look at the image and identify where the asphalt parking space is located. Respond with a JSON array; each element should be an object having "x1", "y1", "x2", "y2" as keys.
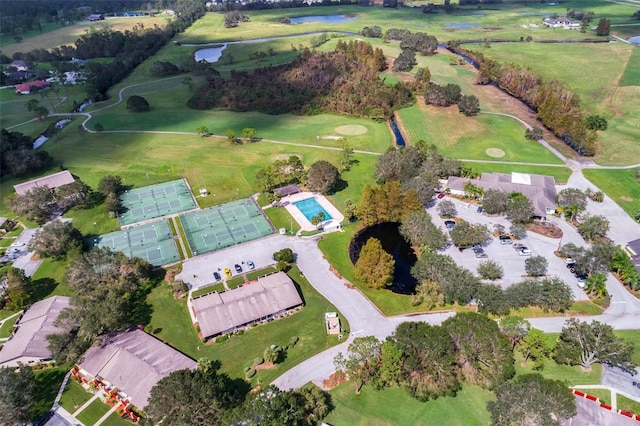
[{"x1": 428, "y1": 197, "x2": 589, "y2": 300}]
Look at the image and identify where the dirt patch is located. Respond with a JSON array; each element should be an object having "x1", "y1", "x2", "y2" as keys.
[
  {"x1": 527, "y1": 222, "x2": 563, "y2": 239},
  {"x1": 621, "y1": 196, "x2": 633, "y2": 202},
  {"x1": 254, "y1": 361, "x2": 276, "y2": 370},
  {"x1": 485, "y1": 148, "x2": 506, "y2": 158},
  {"x1": 335, "y1": 125, "x2": 367, "y2": 136},
  {"x1": 322, "y1": 370, "x2": 347, "y2": 390},
  {"x1": 329, "y1": 265, "x2": 343, "y2": 279},
  {"x1": 322, "y1": 135, "x2": 343, "y2": 140}
]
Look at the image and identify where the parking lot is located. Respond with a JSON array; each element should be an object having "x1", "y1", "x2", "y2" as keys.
[{"x1": 426, "y1": 197, "x2": 590, "y2": 301}]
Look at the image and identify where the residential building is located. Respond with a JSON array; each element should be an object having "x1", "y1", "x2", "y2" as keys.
[
  {"x1": 13, "y1": 170, "x2": 75, "y2": 196},
  {"x1": 15, "y1": 80, "x2": 50, "y2": 95}
]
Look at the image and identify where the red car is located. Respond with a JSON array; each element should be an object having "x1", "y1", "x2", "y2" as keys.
[{"x1": 437, "y1": 192, "x2": 446, "y2": 199}]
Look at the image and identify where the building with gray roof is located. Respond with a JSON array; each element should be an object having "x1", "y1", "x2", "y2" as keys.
[
  {"x1": 191, "y1": 271, "x2": 303, "y2": 340},
  {"x1": 13, "y1": 170, "x2": 75, "y2": 196},
  {"x1": 0, "y1": 296, "x2": 70, "y2": 367},
  {"x1": 446, "y1": 172, "x2": 557, "y2": 217},
  {"x1": 76, "y1": 329, "x2": 196, "y2": 409}
]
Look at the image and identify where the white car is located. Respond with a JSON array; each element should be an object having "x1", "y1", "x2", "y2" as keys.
[
  {"x1": 517, "y1": 247, "x2": 533, "y2": 256},
  {"x1": 10, "y1": 241, "x2": 25, "y2": 247}
]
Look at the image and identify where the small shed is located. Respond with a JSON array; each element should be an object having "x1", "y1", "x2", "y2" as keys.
[
  {"x1": 273, "y1": 184, "x2": 301, "y2": 198},
  {"x1": 325, "y1": 312, "x2": 340, "y2": 335}
]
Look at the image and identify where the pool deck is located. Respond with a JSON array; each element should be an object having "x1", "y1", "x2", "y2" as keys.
[{"x1": 283, "y1": 192, "x2": 344, "y2": 232}]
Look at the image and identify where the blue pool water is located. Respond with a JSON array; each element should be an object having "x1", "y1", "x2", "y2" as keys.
[
  {"x1": 294, "y1": 198, "x2": 332, "y2": 221},
  {"x1": 290, "y1": 15, "x2": 357, "y2": 24}
]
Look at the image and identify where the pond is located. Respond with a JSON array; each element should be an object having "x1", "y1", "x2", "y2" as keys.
[
  {"x1": 194, "y1": 45, "x2": 227, "y2": 63},
  {"x1": 629, "y1": 36, "x2": 640, "y2": 45},
  {"x1": 290, "y1": 15, "x2": 357, "y2": 24},
  {"x1": 389, "y1": 118, "x2": 405, "y2": 147},
  {"x1": 349, "y1": 222, "x2": 418, "y2": 294},
  {"x1": 444, "y1": 22, "x2": 480, "y2": 29}
]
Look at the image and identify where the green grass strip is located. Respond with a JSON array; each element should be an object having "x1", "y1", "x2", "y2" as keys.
[
  {"x1": 173, "y1": 217, "x2": 193, "y2": 259},
  {"x1": 245, "y1": 266, "x2": 277, "y2": 282},
  {"x1": 226, "y1": 276, "x2": 246, "y2": 289},
  {"x1": 191, "y1": 283, "x2": 225, "y2": 299},
  {"x1": 0, "y1": 315, "x2": 19, "y2": 338},
  {"x1": 168, "y1": 217, "x2": 177, "y2": 236}
]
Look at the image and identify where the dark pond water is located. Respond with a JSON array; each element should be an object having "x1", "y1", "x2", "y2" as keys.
[
  {"x1": 389, "y1": 118, "x2": 406, "y2": 147},
  {"x1": 349, "y1": 222, "x2": 418, "y2": 294}
]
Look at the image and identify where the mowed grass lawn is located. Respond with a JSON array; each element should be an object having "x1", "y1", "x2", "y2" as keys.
[
  {"x1": 146, "y1": 265, "x2": 348, "y2": 385},
  {"x1": 76, "y1": 399, "x2": 112, "y2": 425},
  {"x1": 59, "y1": 379, "x2": 93, "y2": 414},
  {"x1": 583, "y1": 168, "x2": 640, "y2": 218},
  {"x1": 397, "y1": 103, "x2": 564, "y2": 165},
  {"x1": 325, "y1": 382, "x2": 493, "y2": 426},
  {"x1": 473, "y1": 42, "x2": 640, "y2": 165}
]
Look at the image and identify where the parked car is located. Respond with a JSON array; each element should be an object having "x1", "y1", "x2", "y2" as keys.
[
  {"x1": 564, "y1": 258, "x2": 576, "y2": 264},
  {"x1": 499, "y1": 235, "x2": 512, "y2": 245},
  {"x1": 247, "y1": 260, "x2": 255, "y2": 270},
  {"x1": 444, "y1": 220, "x2": 456, "y2": 231},
  {"x1": 513, "y1": 243, "x2": 525, "y2": 250},
  {"x1": 10, "y1": 241, "x2": 25, "y2": 247},
  {"x1": 473, "y1": 246, "x2": 488, "y2": 258},
  {"x1": 437, "y1": 192, "x2": 446, "y2": 199},
  {"x1": 576, "y1": 275, "x2": 588, "y2": 288},
  {"x1": 224, "y1": 267, "x2": 232, "y2": 278},
  {"x1": 213, "y1": 271, "x2": 221, "y2": 281},
  {"x1": 476, "y1": 206, "x2": 483, "y2": 213},
  {"x1": 235, "y1": 264, "x2": 242, "y2": 273},
  {"x1": 517, "y1": 247, "x2": 532, "y2": 256}
]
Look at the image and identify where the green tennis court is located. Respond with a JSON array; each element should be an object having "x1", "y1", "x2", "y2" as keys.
[
  {"x1": 88, "y1": 219, "x2": 180, "y2": 266},
  {"x1": 118, "y1": 179, "x2": 197, "y2": 226},
  {"x1": 180, "y1": 198, "x2": 274, "y2": 256}
]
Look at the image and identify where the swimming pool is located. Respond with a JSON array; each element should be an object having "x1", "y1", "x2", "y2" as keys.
[{"x1": 293, "y1": 198, "x2": 333, "y2": 222}]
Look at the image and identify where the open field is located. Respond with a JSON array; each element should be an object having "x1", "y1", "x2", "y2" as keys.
[
  {"x1": 397, "y1": 103, "x2": 564, "y2": 164},
  {"x1": 179, "y1": 3, "x2": 636, "y2": 45},
  {"x1": 583, "y1": 168, "x2": 640, "y2": 218},
  {"x1": 473, "y1": 42, "x2": 640, "y2": 165},
  {"x1": 0, "y1": 16, "x2": 171, "y2": 55},
  {"x1": 146, "y1": 265, "x2": 348, "y2": 384},
  {"x1": 325, "y1": 382, "x2": 493, "y2": 426}
]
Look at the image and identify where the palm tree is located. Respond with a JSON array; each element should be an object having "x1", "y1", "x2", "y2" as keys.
[{"x1": 585, "y1": 272, "x2": 608, "y2": 298}]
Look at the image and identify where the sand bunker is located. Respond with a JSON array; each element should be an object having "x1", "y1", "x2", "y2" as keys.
[
  {"x1": 485, "y1": 148, "x2": 506, "y2": 158},
  {"x1": 335, "y1": 125, "x2": 367, "y2": 135}
]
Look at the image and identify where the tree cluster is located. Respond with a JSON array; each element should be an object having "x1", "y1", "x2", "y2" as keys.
[
  {"x1": 28, "y1": 220, "x2": 82, "y2": 260},
  {"x1": 0, "y1": 365, "x2": 36, "y2": 425},
  {"x1": 10, "y1": 179, "x2": 90, "y2": 224},
  {"x1": 255, "y1": 156, "x2": 305, "y2": 193},
  {"x1": 424, "y1": 83, "x2": 480, "y2": 116},
  {"x1": 126, "y1": 95, "x2": 150, "y2": 112},
  {"x1": 356, "y1": 181, "x2": 422, "y2": 226},
  {"x1": 0, "y1": 128, "x2": 52, "y2": 177},
  {"x1": 334, "y1": 314, "x2": 514, "y2": 400},
  {"x1": 306, "y1": 160, "x2": 340, "y2": 195},
  {"x1": 145, "y1": 359, "x2": 332, "y2": 426},
  {"x1": 224, "y1": 10, "x2": 249, "y2": 28},
  {"x1": 611, "y1": 247, "x2": 640, "y2": 291},
  {"x1": 47, "y1": 247, "x2": 153, "y2": 364},
  {"x1": 188, "y1": 40, "x2": 409, "y2": 120},
  {"x1": 361, "y1": 26, "x2": 382, "y2": 38},
  {"x1": 450, "y1": 46, "x2": 599, "y2": 155},
  {"x1": 399, "y1": 210, "x2": 447, "y2": 250},
  {"x1": 374, "y1": 143, "x2": 462, "y2": 204},
  {"x1": 449, "y1": 221, "x2": 490, "y2": 249},
  {"x1": 559, "y1": 241, "x2": 616, "y2": 277},
  {"x1": 354, "y1": 237, "x2": 395, "y2": 289},
  {"x1": 1, "y1": 267, "x2": 32, "y2": 310},
  {"x1": 98, "y1": 175, "x2": 125, "y2": 217}
]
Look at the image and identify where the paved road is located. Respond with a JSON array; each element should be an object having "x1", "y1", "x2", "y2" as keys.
[{"x1": 601, "y1": 365, "x2": 640, "y2": 400}]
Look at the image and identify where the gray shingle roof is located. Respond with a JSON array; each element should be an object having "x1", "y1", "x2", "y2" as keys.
[
  {"x1": 192, "y1": 271, "x2": 303, "y2": 339},
  {"x1": 446, "y1": 172, "x2": 556, "y2": 217},
  {"x1": 13, "y1": 170, "x2": 75, "y2": 195},
  {"x1": 78, "y1": 329, "x2": 196, "y2": 409},
  {"x1": 0, "y1": 296, "x2": 70, "y2": 366}
]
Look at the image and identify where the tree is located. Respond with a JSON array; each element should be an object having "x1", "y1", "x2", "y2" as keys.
[
  {"x1": 0, "y1": 365, "x2": 35, "y2": 425},
  {"x1": 596, "y1": 18, "x2": 611, "y2": 36},
  {"x1": 539, "y1": 277, "x2": 572, "y2": 312},
  {"x1": 272, "y1": 248, "x2": 294, "y2": 264},
  {"x1": 449, "y1": 222, "x2": 490, "y2": 250},
  {"x1": 392, "y1": 48, "x2": 417, "y2": 72},
  {"x1": 126, "y1": 95, "x2": 150, "y2": 112},
  {"x1": 9, "y1": 185, "x2": 55, "y2": 224},
  {"x1": 586, "y1": 114, "x2": 608, "y2": 131},
  {"x1": 458, "y1": 94, "x2": 480, "y2": 116},
  {"x1": 443, "y1": 313, "x2": 515, "y2": 388},
  {"x1": 554, "y1": 319, "x2": 635, "y2": 371},
  {"x1": 263, "y1": 345, "x2": 284, "y2": 364},
  {"x1": 355, "y1": 238, "x2": 395, "y2": 289},
  {"x1": 98, "y1": 175, "x2": 123, "y2": 197},
  {"x1": 196, "y1": 125, "x2": 209, "y2": 136},
  {"x1": 525, "y1": 127, "x2": 543, "y2": 140},
  {"x1": 4, "y1": 267, "x2": 31, "y2": 310},
  {"x1": 241, "y1": 127, "x2": 256, "y2": 140},
  {"x1": 94, "y1": 123, "x2": 104, "y2": 133},
  {"x1": 225, "y1": 129, "x2": 237, "y2": 144},
  {"x1": 506, "y1": 194, "x2": 534, "y2": 224},
  {"x1": 410, "y1": 279, "x2": 445, "y2": 308},
  {"x1": 482, "y1": 190, "x2": 509, "y2": 215},
  {"x1": 437, "y1": 199, "x2": 456, "y2": 217},
  {"x1": 338, "y1": 139, "x2": 355, "y2": 172},
  {"x1": 498, "y1": 316, "x2": 530, "y2": 350},
  {"x1": 399, "y1": 210, "x2": 447, "y2": 250},
  {"x1": 334, "y1": 336, "x2": 381, "y2": 394},
  {"x1": 28, "y1": 220, "x2": 82, "y2": 260},
  {"x1": 477, "y1": 260, "x2": 503, "y2": 281},
  {"x1": 577, "y1": 214, "x2": 609, "y2": 241},
  {"x1": 487, "y1": 374, "x2": 576, "y2": 426},
  {"x1": 412, "y1": 249, "x2": 479, "y2": 305},
  {"x1": 306, "y1": 161, "x2": 340, "y2": 195},
  {"x1": 476, "y1": 283, "x2": 510, "y2": 316},
  {"x1": 463, "y1": 181, "x2": 484, "y2": 199},
  {"x1": 525, "y1": 256, "x2": 548, "y2": 277},
  {"x1": 376, "y1": 341, "x2": 403, "y2": 387},
  {"x1": 585, "y1": 272, "x2": 608, "y2": 298},
  {"x1": 509, "y1": 223, "x2": 527, "y2": 239},
  {"x1": 145, "y1": 363, "x2": 242, "y2": 425},
  {"x1": 390, "y1": 322, "x2": 460, "y2": 401},
  {"x1": 518, "y1": 328, "x2": 551, "y2": 368},
  {"x1": 557, "y1": 188, "x2": 587, "y2": 211}
]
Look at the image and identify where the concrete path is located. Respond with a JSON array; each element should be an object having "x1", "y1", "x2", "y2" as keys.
[
  {"x1": 72, "y1": 392, "x2": 100, "y2": 417},
  {"x1": 94, "y1": 403, "x2": 120, "y2": 426}
]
